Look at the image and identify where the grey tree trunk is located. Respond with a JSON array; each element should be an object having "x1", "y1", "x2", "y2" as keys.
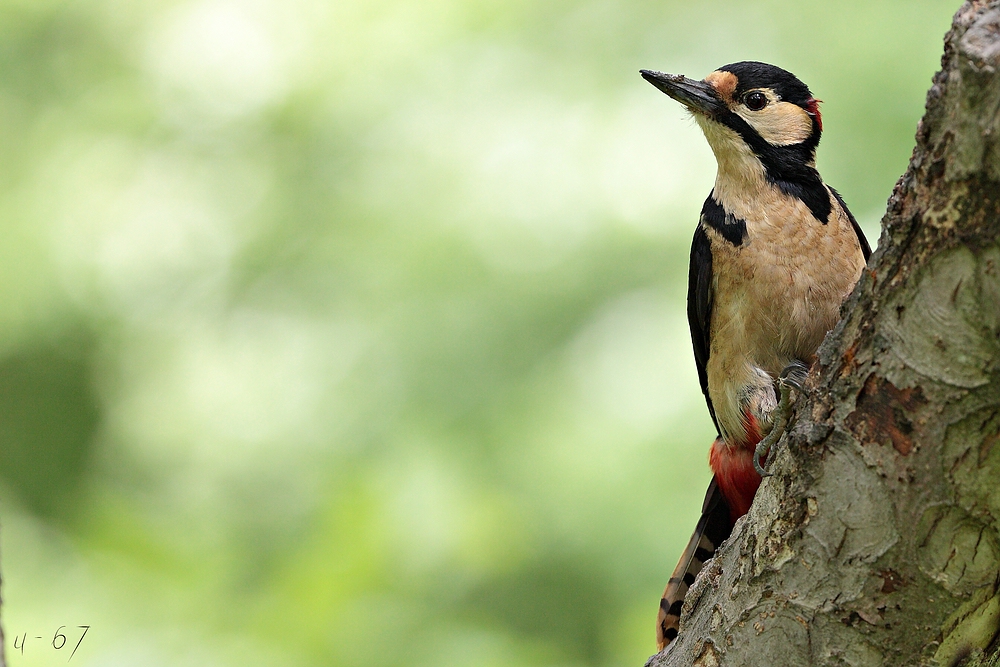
[{"x1": 646, "y1": 2, "x2": 1000, "y2": 666}]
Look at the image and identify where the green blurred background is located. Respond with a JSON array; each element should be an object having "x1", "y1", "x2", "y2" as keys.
[{"x1": 0, "y1": 0, "x2": 954, "y2": 665}]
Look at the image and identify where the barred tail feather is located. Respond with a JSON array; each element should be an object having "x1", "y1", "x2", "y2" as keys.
[{"x1": 656, "y1": 477, "x2": 733, "y2": 651}]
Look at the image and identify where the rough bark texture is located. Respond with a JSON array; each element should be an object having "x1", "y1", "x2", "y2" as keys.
[{"x1": 646, "y1": 2, "x2": 1000, "y2": 666}]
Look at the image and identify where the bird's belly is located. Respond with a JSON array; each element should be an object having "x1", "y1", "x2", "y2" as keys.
[
  {"x1": 715, "y1": 266, "x2": 837, "y2": 371},
  {"x1": 705, "y1": 219, "x2": 863, "y2": 446}
]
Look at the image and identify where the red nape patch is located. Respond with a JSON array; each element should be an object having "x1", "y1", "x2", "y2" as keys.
[{"x1": 805, "y1": 97, "x2": 823, "y2": 131}]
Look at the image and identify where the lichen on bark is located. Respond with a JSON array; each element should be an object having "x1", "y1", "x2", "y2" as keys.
[{"x1": 646, "y1": 2, "x2": 1000, "y2": 666}]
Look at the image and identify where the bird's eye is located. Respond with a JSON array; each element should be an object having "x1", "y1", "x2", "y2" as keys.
[{"x1": 744, "y1": 91, "x2": 768, "y2": 111}]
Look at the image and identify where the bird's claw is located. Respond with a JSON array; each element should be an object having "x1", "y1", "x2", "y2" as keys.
[
  {"x1": 754, "y1": 361, "x2": 809, "y2": 477},
  {"x1": 779, "y1": 360, "x2": 809, "y2": 392}
]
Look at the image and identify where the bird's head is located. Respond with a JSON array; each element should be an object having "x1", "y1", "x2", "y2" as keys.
[{"x1": 641, "y1": 62, "x2": 823, "y2": 185}]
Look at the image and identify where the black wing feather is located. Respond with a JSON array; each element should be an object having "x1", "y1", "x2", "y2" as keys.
[
  {"x1": 829, "y1": 186, "x2": 871, "y2": 261},
  {"x1": 687, "y1": 222, "x2": 718, "y2": 434}
]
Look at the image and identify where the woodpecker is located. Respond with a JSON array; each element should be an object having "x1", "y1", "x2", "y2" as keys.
[{"x1": 640, "y1": 62, "x2": 871, "y2": 650}]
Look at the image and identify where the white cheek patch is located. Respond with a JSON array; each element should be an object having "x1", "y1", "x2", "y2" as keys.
[{"x1": 736, "y1": 101, "x2": 813, "y2": 146}]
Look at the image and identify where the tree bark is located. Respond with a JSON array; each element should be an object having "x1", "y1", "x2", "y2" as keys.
[{"x1": 646, "y1": 2, "x2": 1000, "y2": 666}]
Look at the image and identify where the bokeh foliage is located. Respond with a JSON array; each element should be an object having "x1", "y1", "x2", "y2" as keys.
[{"x1": 0, "y1": 1, "x2": 953, "y2": 665}]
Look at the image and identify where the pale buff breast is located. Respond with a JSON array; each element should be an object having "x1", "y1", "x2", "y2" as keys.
[{"x1": 705, "y1": 186, "x2": 866, "y2": 445}]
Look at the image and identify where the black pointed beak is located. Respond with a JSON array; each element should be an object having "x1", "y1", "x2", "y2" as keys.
[{"x1": 640, "y1": 70, "x2": 726, "y2": 117}]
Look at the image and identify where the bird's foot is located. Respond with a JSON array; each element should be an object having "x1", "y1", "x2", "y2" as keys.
[
  {"x1": 779, "y1": 360, "x2": 809, "y2": 392},
  {"x1": 753, "y1": 361, "x2": 809, "y2": 477}
]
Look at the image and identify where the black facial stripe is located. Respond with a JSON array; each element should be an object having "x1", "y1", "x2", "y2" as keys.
[
  {"x1": 715, "y1": 111, "x2": 831, "y2": 223},
  {"x1": 701, "y1": 195, "x2": 747, "y2": 246},
  {"x1": 717, "y1": 109, "x2": 820, "y2": 173}
]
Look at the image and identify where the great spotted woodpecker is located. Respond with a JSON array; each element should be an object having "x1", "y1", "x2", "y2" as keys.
[{"x1": 640, "y1": 62, "x2": 871, "y2": 650}]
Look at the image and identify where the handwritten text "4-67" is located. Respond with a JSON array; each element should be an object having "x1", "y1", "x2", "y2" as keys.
[{"x1": 13, "y1": 626, "x2": 90, "y2": 661}]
